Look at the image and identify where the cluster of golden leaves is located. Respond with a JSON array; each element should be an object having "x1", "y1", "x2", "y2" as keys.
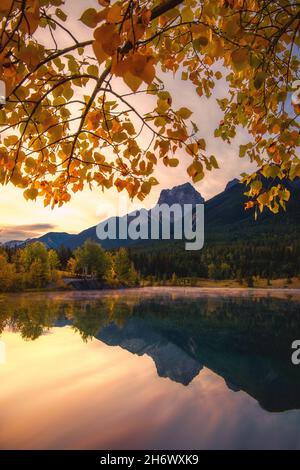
[{"x1": 0, "y1": 0, "x2": 299, "y2": 211}]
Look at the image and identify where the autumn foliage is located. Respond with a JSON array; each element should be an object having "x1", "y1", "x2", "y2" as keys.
[{"x1": 0, "y1": 0, "x2": 299, "y2": 213}]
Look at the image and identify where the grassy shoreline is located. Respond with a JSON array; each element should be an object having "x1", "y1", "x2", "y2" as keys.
[
  {"x1": 4, "y1": 276, "x2": 300, "y2": 293},
  {"x1": 140, "y1": 277, "x2": 300, "y2": 289}
]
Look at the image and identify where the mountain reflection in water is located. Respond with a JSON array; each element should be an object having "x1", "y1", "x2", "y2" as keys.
[{"x1": 1, "y1": 290, "x2": 300, "y2": 415}]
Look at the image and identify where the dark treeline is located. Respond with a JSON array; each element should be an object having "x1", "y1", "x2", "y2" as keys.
[
  {"x1": 129, "y1": 236, "x2": 300, "y2": 282},
  {"x1": 1, "y1": 232, "x2": 299, "y2": 292}
]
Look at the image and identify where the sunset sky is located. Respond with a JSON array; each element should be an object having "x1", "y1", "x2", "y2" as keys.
[{"x1": 0, "y1": 1, "x2": 255, "y2": 243}]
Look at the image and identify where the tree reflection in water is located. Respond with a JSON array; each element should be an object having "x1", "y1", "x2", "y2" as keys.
[{"x1": 1, "y1": 292, "x2": 300, "y2": 412}]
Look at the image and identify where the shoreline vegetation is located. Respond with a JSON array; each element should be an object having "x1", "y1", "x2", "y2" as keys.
[
  {"x1": 1, "y1": 239, "x2": 300, "y2": 294},
  {"x1": 3, "y1": 274, "x2": 300, "y2": 294},
  {"x1": 25, "y1": 278, "x2": 300, "y2": 293},
  {"x1": 0, "y1": 240, "x2": 139, "y2": 293},
  {"x1": 141, "y1": 277, "x2": 300, "y2": 289}
]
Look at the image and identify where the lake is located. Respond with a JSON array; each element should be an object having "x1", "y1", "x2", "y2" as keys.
[{"x1": 0, "y1": 287, "x2": 300, "y2": 450}]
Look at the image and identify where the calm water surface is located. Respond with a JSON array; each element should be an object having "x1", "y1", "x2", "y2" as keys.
[{"x1": 1, "y1": 287, "x2": 300, "y2": 450}]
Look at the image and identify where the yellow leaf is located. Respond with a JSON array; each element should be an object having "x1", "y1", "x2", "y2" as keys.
[
  {"x1": 204, "y1": 55, "x2": 213, "y2": 66},
  {"x1": 141, "y1": 9, "x2": 151, "y2": 26},
  {"x1": 261, "y1": 165, "x2": 279, "y2": 179},
  {"x1": 87, "y1": 64, "x2": 99, "y2": 76},
  {"x1": 187, "y1": 161, "x2": 203, "y2": 177},
  {"x1": 198, "y1": 138, "x2": 206, "y2": 150},
  {"x1": 93, "y1": 41, "x2": 108, "y2": 64},
  {"x1": 186, "y1": 143, "x2": 198, "y2": 156},
  {"x1": 80, "y1": 8, "x2": 99, "y2": 28},
  {"x1": 281, "y1": 188, "x2": 290, "y2": 202},
  {"x1": 107, "y1": 4, "x2": 123, "y2": 23},
  {"x1": 193, "y1": 37, "x2": 209, "y2": 50},
  {"x1": 94, "y1": 152, "x2": 106, "y2": 163},
  {"x1": 63, "y1": 87, "x2": 74, "y2": 101},
  {"x1": 139, "y1": 60, "x2": 156, "y2": 85},
  {"x1": 115, "y1": 178, "x2": 127, "y2": 192},
  {"x1": 254, "y1": 71, "x2": 267, "y2": 90},
  {"x1": 141, "y1": 181, "x2": 151, "y2": 194},
  {"x1": 251, "y1": 180, "x2": 263, "y2": 195},
  {"x1": 113, "y1": 132, "x2": 127, "y2": 143},
  {"x1": 210, "y1": 155, "x2": 219, "y2": 169},
  {"x1": 181, "y1": 6, "x2": 193, "y2": 22},
  {"x1": 271, "y1": 123, "x2": 280, "y2": 134},
  {"x1": 10, "y1": 168, "x2": 23, "y2": 186},
  {"x1": 53, "y1": 96, "x2": 65, "y2": 106},
  {"x1": 20, "y1": 1, "x2": 40, "y2": 35},
  {"x1": 245, "y1": 201, "x2": 255, "y2": 210},
  {"x1": 231, "y1": 49, "x2": 248, "y2": 71},
  {"x1": 267, "y1": 143, "x2": 276, "y2": 154},
  {"x1": 193, "y1": 172, "x2": 204, "y2": 183},
  {"x1": 123, "y1": 72, "x2": 142, "y2": 92},
  {"x1": 94, "y1": 24, "x2": 121, "y2": 56},
  {"x1": 290, "y1": 163, "x2": 300, "y2": 179},
  {"x1": 4, "y1": 135, "x2": 18, "y2": 146},
  {"x1": 130, "y1": 54, "x2": 155, "y2": 85},
  {"x1": 123, "y1": 122, "x2": 135, "y2": 135},
  {"x1": 128, "y1": 23, "x2": 146, "y2": 43},
  {"x1": 168, "y1": 158, "x2": 179, "y2": 167},
  {"x1": 157, "y1": 99, "x2": 170, "y2": 113},
  {"x1": 257, "y1": 192, "x2": 269, "y2": 205},
  {"x1": 24, "y1": 187, "x2": 39, "y2": 200},
  {"x1": 177, "y1": 107, "x2": 193, "y2": 119},
  {"x1": 149, "y1": 177, "x2": 159, "y2": 185},
  {"x1": 25, "y1": 157, "x2": 36, "y2": 169},
  {"x1": 55, "y1": 8, "x2": 67, "y2": 22},
  {"x1": 0, "y1": 0, "x2": 14, "y2": 13}
]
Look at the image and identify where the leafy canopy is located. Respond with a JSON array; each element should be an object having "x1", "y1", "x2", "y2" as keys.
[
  {"x1": 0, "y1": 0, "x2": 299, "y2": 213},
  {"x1": 74, "y1": 239, "x2": 111, "y2": 279}
]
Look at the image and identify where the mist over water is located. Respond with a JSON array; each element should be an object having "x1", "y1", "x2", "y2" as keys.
[{"x1": 1, "y1": 288, "x2": 300, "y2": 450}]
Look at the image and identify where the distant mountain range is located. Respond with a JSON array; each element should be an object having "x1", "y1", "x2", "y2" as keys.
[{"x1": 4, "y1": 178, "x2": 300, "y2": 250}]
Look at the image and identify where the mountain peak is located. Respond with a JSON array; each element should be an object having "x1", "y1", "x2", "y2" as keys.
[
  {"x1": 225, "y1": 178, "x2": 240, "y2": 191},
  {"x1": 157, "y1": 182, "x2": 204, "y2": 206}
]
